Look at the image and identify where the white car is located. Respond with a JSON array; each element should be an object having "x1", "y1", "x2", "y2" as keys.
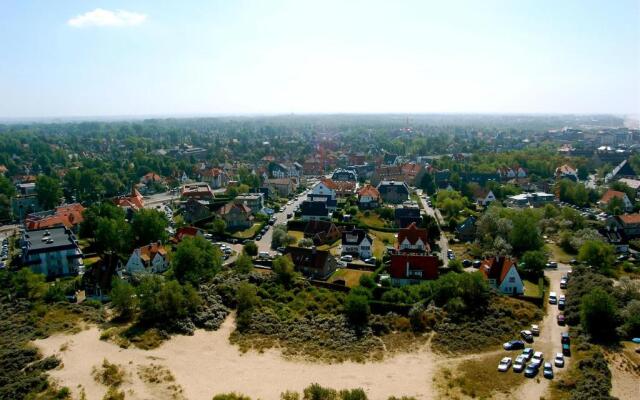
[
  {"x1": 498, "y1": 357, "x2": 512, "y2": 372},
  {"x1": 531, "y1": 324, "x2": 540, "y2": 336},
  {"x1": 512, "y1": 355, "x2": 527, "y2": 372},
  {"x1": 554, "y1": 353, "x2": 565, "y2": 368},
  {"x1": 559, "y1": 294, "x2": 566, "y2": 302},
  {"x1": 340, "y1": 255, "x2": 353, "y2": 262},
  {"x1": 532, "y1": 351, "x2": 544, "y2": 364}
]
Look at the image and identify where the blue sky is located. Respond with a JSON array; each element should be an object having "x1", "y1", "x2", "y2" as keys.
[{"x1": 0, "y1": 0, "x2": 638, "y2": 118}]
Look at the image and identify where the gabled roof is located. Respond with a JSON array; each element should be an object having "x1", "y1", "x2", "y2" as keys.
[
  {"x1": 357, "y1": 184, "x2": 380, "y2": 199},
  {"x1": 300, "y1": 200, "x2": 329, "y2": 217},
  {"x1": 397, "y1": 222, "x2": 428, "y2": 246},
  {"x1": 389, "y1": 254, "x2": 439, "y2": 280},
  {"x1": 136, "y1": 242, "x2": 167, "y2": 262},
  {"x1": 304, "y1": 220, "x2": 339, "y2": 235},
  {"x1": 480, "y1": 257, "x2": 517, "y2": 286},
  {"x1": 606, "y1": 159, "x2": 637, "y2": 182},
  {"x1": 141, "y1": 172, "x2": 163, "y2": 183},
  {"x1": 600, "y1": 189, "x2": 627, "y2": 204},
  {"x1": 285, "y1": 246, "x2": 332, "y2": 270},
  {"x1": 174, "y1": 226, "x2": 202, "y2": 242},
  {"x1": 115, "y1": 187, "x2": 145, "y2": 210},
  {"x1": 318, "y1": 178, "x2": 338, "y2": 190},
  {"x1": 341, "y1": 228, "x2": 371, "y2": 246},
  {"x1": 219, "y1": 202, "x2": 252, "y2": 215},
  {"x1": 618, "y1": 213, "x2": 640, "y2": 225},
  {"x1": 25, "y1": 203, "x2": 86, "y2": 230},
  {"x1": 376, "y1": 180, "x2": 409, "y2": 193},
  {"x1": 555, "y1": 164, "x2": 577, "y2": 175}
]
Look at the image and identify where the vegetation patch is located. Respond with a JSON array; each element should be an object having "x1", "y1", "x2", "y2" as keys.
[
  {"x1": 435, "y1": 353, "x2": 525, "y2": 399},
  {"x1": 230, "y1": 223, "x2": 262, "y2": 239},
  {"x1": 137, "y1": 363, "x2": 186, "y2": 400},
  {"x1": 328, "y1": 269, "x2": 372, "y2": 288},
  {"x1": 212, "y1": 383, "x2": 417, "y2": 400},
  {"x1": 92, "y1": 359, "x2": 126, "y2": 388}
]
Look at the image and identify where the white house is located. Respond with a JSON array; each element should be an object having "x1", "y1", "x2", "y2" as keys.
[
  {"x1": 310, "y1": 179, "x2": 337, "y2": 200},
  {"x1": 341, "y1": 229, "x2": 373, "y2": 259},
  {"x1": 474, "y1": 189, "x2": 497, "y2": 206},
  {"x1": 396, "y1": 222, "x2": 429, "y2": 253},
  {"x1": 480, "y1": 257, "x2": 524, "y2": 295},
  {"x1": 125, "y1": 243, "x2": 169, "y2": 274}
]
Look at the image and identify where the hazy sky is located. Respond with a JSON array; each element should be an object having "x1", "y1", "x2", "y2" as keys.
[{"x1": 1, "y1": 0, "x2": 639, "y2": 118}]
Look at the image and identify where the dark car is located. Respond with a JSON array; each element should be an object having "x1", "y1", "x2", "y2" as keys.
[
  {"x1": 503, "y1": 340, "x2": 526, "y2": 350},
  {"x1": 545, "y1": 261, "x2": 558, "y2": 269},
  {"x1": 562, "y1": 343, "x2": 571, "y2": 356},
  {"x1": 520, "y1": 330, "x2": 534, "y2": 342},
  {"x1": 557, "y1": 314, "x2": 565, "y2": 325},
  {"x1": 558, "y1": 299, "x2": 565, "y2": 310},
  {"x1": 524, "y1": 362, "x2": 540, "y2": 378},
  {"x1": 561, "y1": 332, "x2": 571, "y2": 344},
  {"x1": 462, "y1": 259, "x2": 472, "y2": 267},
  {"x1": 472, "y1": 260, "x2": 482, "y2": 268}
]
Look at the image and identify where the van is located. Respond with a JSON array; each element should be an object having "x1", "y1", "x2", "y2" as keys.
[{"x1": 549, "y1": 292, "x2": 557, "y2": 304}]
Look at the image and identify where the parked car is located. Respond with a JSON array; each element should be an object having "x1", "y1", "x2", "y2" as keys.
[
  {"x1": 364, "y1": 257, "x2": 377, "y2": 265},
  {"x1": 522, "y1": 348, "x2": 534, "y2": 360},
  {"x1": 276, "y1": 247, "x2": 286, "y2": 253},
  {"x1": 286, "y1": 213, "x2": 293, "y2": 219},
  {"x1": 462, "y1": 259, "x2": 472, "y2": 267},
  {"x1": 340, "y1": 255, "x2": 353, "y2": 262},
  {"x1": 258, "y1": 251, "x2": 270, "y2": 259},
  {"x1": 472, "y1": 260, "x2": 482, "y2": 268},
  {"x1": 549, "y1": 291, "x2": 558, "y2": 305},
  {"x1": 554, "y1": 353, "x2": 565, "y2": 368},
  {"x1": 562, "y1": 343, "x2": 571, "y2": 356},
  {"x1": 532, "y1": 351, "x2": 544, "y2": 364},
  {"x1": 561, "y1": 332, "x2": 571, "y2": 344},
  {"x1": 498, "y1": 357, "x2": 512, "y2": 372},
  {"x1": 557, "y1": 314, "x2": 566, "y2": 325},
  {"x1": 524, "y1": 362, "x2": 539, "y2": 378},
  {"x1": 256, "y1": 235, "x2": 262, "y2": 240},
  {"x1": 558, "y1": 299, "x2": 565, "y2": 310},
  {"x1": 503, "y1": 340, "x2": 526, "y2": 350},
  {"x1": 520, "y1": 330, "x2": 534, "y2": 342},
  {"x1": 531, "y1": 324, "x2": 540, "y2": 336},
  {"x1": 546, "y1": 261, "x2": 558, "y2": 269},
  {"x1": 543, "y1": 362, "x2": 554, "y2": 379},
  {"x1": 512, "y1": 355, "x2": 527, "y2": 372},
  {"x1": 560, "y1": 278, "x2": 567, "y2": 289}
]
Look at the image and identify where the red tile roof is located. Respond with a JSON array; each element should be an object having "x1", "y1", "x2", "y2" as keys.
[
  {"x1": 397, "y1": 222, "x2": 428, "y2": 247},
  {"x1": 600, "y1": 189, "x2": 626, "y2": 204},
  {"x1": 389, "y1": 254, "x2": 439, "y2": 280},
  {"x1": 25, "y1": 203, "x2": 86, "y2": 230},
  {"x1": 115, "y1": 187, "x2": 145, "y2": 210},
  {"x1": 137, "y1": 242, "x2": 167, "y2": 262},
  {"x1": 357, "y1": 184, "x2": 380, "y2": 199},
  {"x1": 618, "y1": 213, "x2": 640, "y2": 225},
  {"x1": 480, "y1": 257, "x2": 517, "y2": 285}
]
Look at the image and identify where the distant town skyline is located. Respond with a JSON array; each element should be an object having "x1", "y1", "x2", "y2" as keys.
[{"x1": 1, "y1": 0, "x2": 639, "y2": 118}]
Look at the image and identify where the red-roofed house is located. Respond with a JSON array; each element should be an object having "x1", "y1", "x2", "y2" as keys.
[
  {"x1": 397, "y1": 222, "x2": 429, "y2": 253},
  {"x1": 199, "y1": 168, "x2": 229, "y2": 189},
  {"x1": 218, "y1": 202, "x2": 253, "y2": 230},
  {"x1": 598, "y1": 189, "x2": 633, "y2": 213},
  {"x1": 310, "y1": 179, "x2": 337, "y2": 200},
  {"x1": 389, "y1": 254, "x2": 439, "y2": 286},
  {"x1": 24, "y1": 203, "x2": 86, "y2": 231},
  {"x1": 480, "y1": 257, "x2": 523, "y2": 295},
  {"x1": 114, "y1": 187, "x2": 145, "y2": 212},
  {"x1": 555, "y1": 164, "x2": 578, "y2": 181},
  {"x1": 606, "y1": 213, "x2": 640, "y2": 239},
  {"x1": 125, "y1": 242, "x2": 169, "y2": 274},
  {"x1": 172, "y1": 226, "x2": 205, "y2": 243},
  {"x1": 357, "y1": 184, "x2": 380, "y2": 209},
  {"x1": 140, "y1": 172, "x2": 165, "y2": 185}
]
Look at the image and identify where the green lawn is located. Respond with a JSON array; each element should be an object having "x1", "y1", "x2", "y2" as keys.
[
  {"x1": 288, "y1": 230, "x2": 304, "y2": 243},
  {"x1": 317, "y1": 239, "x2": 342, "y2": 256},
  {"x1": 370, "y1": 230, "x2": 396, "y2": 258},
  {"x1": 546, "y1": 243, "x2": 574, "y2": 263},
  {"x1": 523, "y1": 279, "x2": 542, "y2": 298},
  {"x1": 328, "y1": 268, "x2": 372, "y2": 288},
  {"x1": 230, "y1": 223, "x2": 263, "y2": 239},
  {"x1": 356, "y1": 212, "x2": 389, "y2": 229}
]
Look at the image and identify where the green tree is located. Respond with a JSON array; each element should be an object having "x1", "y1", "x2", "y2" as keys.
[
  {"x1": 271, "y1": 225, "x2": 295, "y2": 249},
  {"x1": 35, "y1": 174, "x2": 62, "y2": 209},
  {"x1": 606, "y1": 196, "x2": 625, "y2": 216},
  {"x1": 110, "y1": 278, "x2": 137, "y2": 319},
  {"x1": 137, "y1": 276, "x2": 201, "y2": 323},
  {"x1": 235, "y1": 253, "x2": 254, "y2": 274},
  {"x1": 243, "y1": 241, "x2": 258, "y2": 256},
  {"x1": 94, "y1": 216, "x2": 134, "y2": 260},
  {"x1": 578, "y1": 240, "x2": 615, "y2": 273},
  {"x1": 131, "y1": 209, "x2": 168, "y2": 246},
  {"x1": 344, "y1": 292, "x2": 370, "y2": 326},
  {"x1": 272, "y1": 256, "x2": 297, "y2": 287},
  {"x1": 509, "y1": 213, "x2": 543, "y2": 254},
  {"x1": 211, "y1": 218, "x2": 227, "y2": 236},
  {"x1": 521, "y1": 250, "x2": 548, "y2": 278},
  {"x1": 581, "y1": 287, "x2": 618, "y2": 342},
  {"x1": 0, "y1": 176, "x2": 16, "y2": 219},
  {"x1": 172, "y1": 236, "x2": 222, "y2": 285},
  {"x1": 11, "y1": 268, "x2": 46, "y2": 300}
]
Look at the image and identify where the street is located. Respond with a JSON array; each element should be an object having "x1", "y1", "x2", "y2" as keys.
[{"x1": 415, "y1": 190, "x2": 449, "y2": 264}]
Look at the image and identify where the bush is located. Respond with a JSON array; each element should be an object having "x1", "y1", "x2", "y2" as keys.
[
  {"x1": 243, "y1": 241, "x2": 258, "y2": 256},
  {"x1": 212, "y1": 394, "x2": 252, "y2": 400},
  {"x1": 344, "y1": 293, "x2": 370, "y2": 326},
  {"x1": 581, "y1": 287, "x2": 618, "y2": 342}
]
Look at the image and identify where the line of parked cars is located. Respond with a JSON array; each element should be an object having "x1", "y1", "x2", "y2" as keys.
[
  {"x1": 500, "y1": 344, "x2": 566, "y2": 379},
  {"x1": 0, "y1": 237, "x2": 8, "y2": 269}
]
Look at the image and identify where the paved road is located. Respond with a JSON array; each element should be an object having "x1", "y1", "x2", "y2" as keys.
[
  {"x1": 255, "y1": 191, "x2": 309, "y2": 254},
  {"x1": 415, "y1": 191, "x2": 449, "y2": 263},
  {"x1": 514, "y1": 263, "x2": 572, "y2": 399}
]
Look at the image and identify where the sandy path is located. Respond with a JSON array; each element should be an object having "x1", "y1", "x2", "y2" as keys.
[{"x1": 35, "y1": 316, "x2": 442, "y2": 400}]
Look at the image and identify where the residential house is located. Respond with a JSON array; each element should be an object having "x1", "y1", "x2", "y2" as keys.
[
  {"x1": 473, "y1": 189, "x2": 497, "y2": 207},
  {"x1": 606, "y1": 213, "x2": 640, "y2": 239},
  {"x1": 618, "y1": 178, "x2": 640, "y2": 198},
  {"x1": 397, "y1": 222, "x2": 429, "y2": 253},
  {"x1": 333, "y1": 181, "x2": 357, "y2": 198},
  {"x1": 24, "y1": 203, "x2": 85, "y2": 231},
  {"x1": 455, "y1": 216, "x2": 477, "y2": 242},
  {"x1": 218, "y1": 202, "x2": 253, "y2": 230},
  {"x1": 400, "y1": 163, "x2": 422, "y2": 185},
  {"x1": 139, "y1": 172, "x2": 165, "y2": 187},
  {"x1": 300, "y1": 200, "x2": 330, "y2": 221},
  {"x1": 506, "y1": 192, "x2": 555, "y2": 208},
  {"x1": 125, "y1": 242, "x2": 169, "y2": 275},
  {"x1": 331, "y1": 168, "x2": 357, "y2": 182},
  {"x1": 269, "y1": 163, "x2": 300, "y2": 179},
  {"x1": 598, "y1": 189, "x2": 634, "y2": 213},
  {"x1": 377, "y1": 181, "x2": 410, "y2": 204},
  {"x1": 181, "y1": 183, "x2": 215, "y2": 201},
  {"x1": 372, "y1": 165, "x2": 403, "y2": 185},
  {"x1": 182, "y1": 198, "x2": 211, "y2": 223},
  {"x1": 341, "y1": 228, "x2": 373, "y2": 259},
  {"x1": 310, "y1": 179, "x2": 337, "y2": 200},
  {"x1": 357, "y1": 184, "x2": 381, "y2": 209},
  {"x1": 172, "y1": 226, "x2": 205, "y2": 243},
  {"x1": 304, "y1": 220, "x2": 342, "y2": 245},
  {"x1": 21, "y1": 227, "x2": 84, "y2": 278},
  {"x1": 284, "y1": 246, "x2": 337, "y2": 279},
  {"x1": 114, "y1": 187, "x2": 145, "y2": 213},
  {"x1": 480, "y1": 257, "x2": 524, "y2": 295},
  {"x1": 265, "y1": 178, "x2": 298, "y2": 197},
  {"x1": 461, "y1": 172, "x2": 501, "y2": 186},
  {"x1": 394, "y1": 203, "x2": 421, "y2": 228},
  {"x1": 303, "y1": 158, "x2": 323, "y2": 175},
  {"x1": 307, "y1": 194, "x2": 338, "y2": 213},
  {"x1": 555, "y1": 164, "x2": 579, "y2": 181},
  {"x1": 389, "y1": 254, "x2": 439, "y2": 286},
  {"x1": 605, "y1": 159, "x2": 637, "y2": 183},
  {"x1": 497, "y1": 167, "x2": 527, "y2": 180},
  {"x1": 199, "y1": 168, "x2": 229, "y2": 189},
  {"x1": 234, "y1": 194, "x2": 264, "y2": 215}
]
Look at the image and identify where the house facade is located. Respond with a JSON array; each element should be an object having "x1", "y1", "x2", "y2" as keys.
[
  {"x1": 21, "y1": 227, "x2": 84, "y2": 278},
  {"x1": 125, "y1": 242, "x2": 169, "y2": 274},
  {"x1": 234, "y1": 194, "x2": 264, "y2": 215},
  {"x1": 284, "y1": 246, "x2": 337, "y2": 279},
  {"x1": 218, "y1": 202, "x2": 253, "y2": 230},
  {"x1": 394, "y1": 204, "x2": 421, "y2": 228},
  {"x1": 300, "y1": 200, "x2": 330, "y2": 221},
  {"x1": 304, "y1": 221, "x2": 342, "y2": 245},
  {"x1": 341, "y1": 228, "x2": 373, "y2": 259},
  {"x1": 377, "y1": 181, "x2": 410, "y2": 204},
  {"x1": 473, "y1": 189, "x2": 497, "y2": 206},
  {"x1": 480, "y1": 257, "x2": 524, "y2": 295},
  {"x1": 265, "y1": 178, "x2": 298, "y2": 197},
  {"x1": 357, "y1": 184, "x2": 381, "y2": 209},
  {"x1": 311, "y1": 179, "x2": 337, "y2": 200},
  {"x1": 397, "y1": 222, "x2": 429, "y2": 253},
  {"x1": 555, "y1": 164, "x2": 578, "y2": 181},
  {"x1": 199, "y1": 168, "x2": 229, "y2": 189},
  {"x1": 389, "y1": 254, "x2": 439, "y2": 286},
  {"x1": 331, "y1": 168, "x2": 357, "y2": 182}
]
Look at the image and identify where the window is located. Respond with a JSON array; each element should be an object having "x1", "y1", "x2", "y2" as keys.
[{"x1": 509, "y1": 277, "x2": 515, "y2": 283}]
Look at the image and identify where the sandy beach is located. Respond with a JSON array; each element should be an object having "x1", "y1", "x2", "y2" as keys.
[{"x1": 35, "y1": 316, "x2": 442, "y2": 400}]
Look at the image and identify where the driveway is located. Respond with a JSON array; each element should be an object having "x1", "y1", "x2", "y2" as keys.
[
  {"x1": 415, "y1": 191, "x2": 449, "y2": 263},
  {"x1": 512, "y1": 263, "x2": 572, "y2": 399}
]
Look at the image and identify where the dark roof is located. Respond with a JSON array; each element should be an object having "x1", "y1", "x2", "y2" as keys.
[
  {"x1": 376, "y1": 181, "x2": 409, "y2": 194},
  {"x1": 23, "y1": 226, "x2": 80, "y2": 253},
  {"x1": 284, "y1": 246, "x2": 332, "y2": 270},
  {"x1": 341, "y1": 228, "x2": 371, "y2": 246},
  {"x1": 301, "y1": 201, "x2": 329, "y2": 217},
  {"x1": 304, "y1": 220, "x2": 339, "y2": 235},
  {"x1": 607, "y1": 159, "x2": 637, "y2": 181},
  {"x1": 456, "y1": 216, "x2": 477, "y2": 232},
  {"x1": 395, "y1": 207, "x2": 420, "y2": 218}
]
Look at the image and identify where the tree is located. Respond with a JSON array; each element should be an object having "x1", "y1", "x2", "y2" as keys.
[
  {"x1": 35, "y1": 174, "x2": 62, "y2": 210},
  {"x1": 211, "y1": 219, "x2": 226, "y2": 236},
  {"x1": 94, "y1": 216, "x2": 134, "y2": 260},
  {"x1": 137, "y1": 276, "x2": 201, "y2": 323},
  {"x1": 243, "y1": 241, "x2": 258, "y2": 256},
  {"x1": 358, "y1": 274, "x2": 376, "y2": 289},
  {"x1": 344, "y1": 292, "x2": 370, "y2": 326},
  {"x1": 298, "y1": 238, "x2": 314, "y2": 248},
  {"x1": 131, "y1": 209, "x2": 168, "y2": 246},
  {"x1": 0, "y1": 176, "x2": 16, "y2": 219},
  {"x1": 271, "y1": 225, "x2": 295, "y2": 249},
  {"x1": 172, "y1": 236, "x2": 222, "y2": 285},
  {"x1": 110, "y1": 279, "x2": 137, "y2": 319},
  {"x1": 418, "y1": 172, "x2": 436, "y2": 195},
  {"x1": 521, "y1": 250, "x2": 548, "y2": 278},
  {"x1": 272, "y1": 256, "x2": 297, "y2": 287},
  {"x1": 448, "y1": 259, "x2": 464, "y2": 273},
  {"x1": 581, "y1": 287, "x2": 618, "y2": 341},
  {"x1": 11, "y1": 268, "x2": 46, "y2": 300},
  {"x1": 606, "y1": 196, "x2": 625, "y2": 216},
  {"x1": 236, "y1": 282, "x2": 258, "y2": 332},
  {"x1": 235, "y1": 253, "x2": 254, "y2": 274},
  {"x1": 509, "y1": 213, "x2": 543, "y2": 254},
  {"x1": 578, "y1": 240, "x2": 615, "y2": 273}
]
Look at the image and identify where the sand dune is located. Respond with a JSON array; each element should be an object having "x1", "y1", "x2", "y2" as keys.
[{"x1": 35, "y1": 316, "x2": 441, "y2": 400}]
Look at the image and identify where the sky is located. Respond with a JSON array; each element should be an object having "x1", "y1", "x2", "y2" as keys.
[{"x1": 0, "y1": 0, "x2": 639, "y2": 118}]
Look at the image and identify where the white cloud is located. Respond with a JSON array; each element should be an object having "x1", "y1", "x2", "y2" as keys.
[{"x1": 67, "y1": 8, "x2": 147, "y2": 28}]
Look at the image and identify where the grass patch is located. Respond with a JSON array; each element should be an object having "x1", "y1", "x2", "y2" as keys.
[
  {"x1": 92, "y1": 359, "x2": 125, "y2": 388},
  {"x1": 83, "y1": 256, "x2": 101, "y2": 268},
  {"x1": 370, "y1": 230, "x2": 396, "y2": 258},
  {"x1": 435, "y1": 353, "x2": 525, "y2": 399},
  {"x1": 328, "y1": 269, "x2": 372, "y2": 288},
  {"x1": 356, "y1": 212, "x2": 389, "y2": 229},
  {"x1": 230, "y1": 223, "x2": 263, "y2": 239},
  {"x1": 546, "y1": 243, "x2": 573, "y2": 263},
  {"x1": 317, "y1": 239, "x2": 342, "y2": 256},
  {"x1": 288, "y1": 230, "x2": 304, "y2": 243},
  {"x1": 523, "y1": 279, "x2": 543, "y2": 298}
]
